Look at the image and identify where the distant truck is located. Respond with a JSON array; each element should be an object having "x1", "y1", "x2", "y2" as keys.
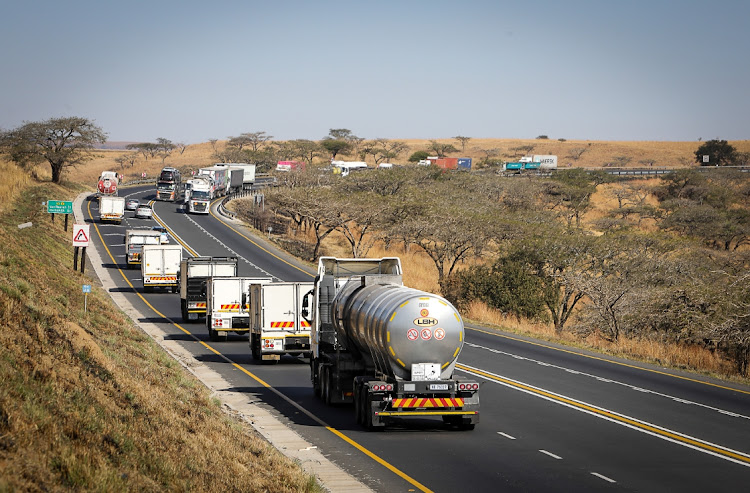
[
  {"x1": 532, "y1": 155, "x2": 558, "y2": 170},
  {"x1": 232, "y1": 163, "x2": 256, "y2": 189},
  {"x1": 99, "y1": 196, "x2": 125, "y2": 224},
  {"x1": 249, "y1": 282, "x2": 314, "y2": 362},
  {"x1": 156, "y1": 166, "x2": 182, "y2": 202},
  {"x1": 332, "y1": 161, "x2": 368, "y2": 177},
  {"x1": 206, "y1": 276, "x2": 272, "y2": 342},
  {"x1": 276, "y1": 160, "x2": 306, "y2": 172},
  {"x1": 186, "y1": 176, "x2": 214, "y2": 214},
  {"x1": 199, "y1": 166, "x2": 228, "y2": 197},
  {"x1": 124, "y1": 229, "x2": 162, "y2": 269},
  {"x1": 179, "y1": 256, "x2": 239, "y2": 322},
  {"x1": 214, "y1": 164, "x2": 245, "y2": 194},
  {"x1": 97, "y1": 171, "x2": 119, "y2": 197},
  {"x1": 141, "y1": 244, "x2": 182, "y2": 293}
]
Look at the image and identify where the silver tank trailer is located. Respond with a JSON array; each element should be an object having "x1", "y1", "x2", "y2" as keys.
[{"x1": 331, "y1": 278, "x2": 464, "y2": 381}]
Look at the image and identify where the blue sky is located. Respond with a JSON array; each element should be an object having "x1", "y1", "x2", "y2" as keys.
[{"x1": 1, "y1": 0, "x2": 748, "y2": 143}]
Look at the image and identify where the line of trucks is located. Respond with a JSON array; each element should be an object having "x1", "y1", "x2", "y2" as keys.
[
  {"x1": 121, "y1": 245, "x2": 480, "y2": 430},
  {"x1": 184, "y1": 163, "x2": 255, "y2": 214}
]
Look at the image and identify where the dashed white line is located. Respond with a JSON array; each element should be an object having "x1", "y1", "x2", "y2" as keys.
[
  {"x1": 591, "y1": 472, "x2": 616, "y2": 483},
  {"x1": 539, "y1": 450, "x2": 562, "y2": 460},
  {"x1": 497, "y1": 432, "x2": 516, "y2": 440}
]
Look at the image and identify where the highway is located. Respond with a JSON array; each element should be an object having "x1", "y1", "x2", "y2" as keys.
[{"x1": 81, "y1": 185, "x2": 750, "y2": 492}]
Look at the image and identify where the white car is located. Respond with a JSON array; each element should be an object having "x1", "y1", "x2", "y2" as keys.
[{"x1": 134, "y1": 204, "x2": 153, "y2": 219}]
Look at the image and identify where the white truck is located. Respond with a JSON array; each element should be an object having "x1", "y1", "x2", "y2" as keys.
[
  {"x1": 249, "y1": 282, "x2": 314, "y2": 362},
  {"x1": 186, "y1": 176, "x2": 214, "y2": 214},
  {"x1": 124, "y1": 229, "x2": 162, "y2": 269},
  {"x1": 99, "y1": 196, "x2": 125, "y2": 224},
  {"x1": 230, "y1": 163, "x2": 256, "y2": 190},
  {"x1": 179, "y1": 256, "x2": 238, "y2": 322},
  {"x1": 141, "y1": 244, "x2": 182, "y2": 293},
  {"x1": 206, "y1": 276, "x2": 272, "y2": 342},
  {"x1": 199, "y1": 166, "x2": 228, "y2": 197},
  {"x1": 532, "y1": 154, "x2": 558, "y2": 170}
]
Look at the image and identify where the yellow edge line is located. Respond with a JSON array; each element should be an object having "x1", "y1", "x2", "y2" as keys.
[
  {"x1": 87, "y1": 195, "x2": 431, "y2": 493},
  {"x1": 466, "y1": 326, "x2": 750, "y2": 396},
  {"x1": 458, "y1": 363, "x2": 750, "y2": 465},
  {"x1": 326, "y1": 427, "x2": 434, "y2": 493}
]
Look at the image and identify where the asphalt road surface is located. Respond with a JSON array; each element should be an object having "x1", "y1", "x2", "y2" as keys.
[{"x1": 81, "y1": 185, "x2": 750, "y2": 492}]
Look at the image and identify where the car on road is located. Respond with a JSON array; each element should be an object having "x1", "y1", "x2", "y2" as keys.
[
  {"x1": 125, "y1": 199, "x2": 140, "y2": 211},
  {"x1": 152, "y1": 225, "x2": 170, "y2": 244},
  {"x1": 134, "y1": 204, "x2": 153, "y2": 219}
]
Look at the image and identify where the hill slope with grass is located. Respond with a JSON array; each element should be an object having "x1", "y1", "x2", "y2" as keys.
[{"x1": 0, "y1": 167, "x2": 318, "y2": 491}]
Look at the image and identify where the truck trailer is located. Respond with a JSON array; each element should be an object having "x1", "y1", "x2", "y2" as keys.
[
  {"x1": 141, "y1": 244, "x2": 182, "y2": 293},
  {"x1": 198, "y1": 166, "x2": 228, "y2": 197},
  {"x1": 249, "y1": 282, "x2": 314, "y2": 362},
  {"x1": 124, "y1": 229, "x2": 162, "y2": 269},
  {"x1": 206, "y1": 276, "x2": 272, "y2": 342},
  {"x1": 305, "y1": 257, "x2": 480, "y2": 430},
  {"x1": 179, "y1": 256, "x2": 238, "y2": 322},
  {"x1": 99, "y1": 196, "x2": 125, "y2": 224}
]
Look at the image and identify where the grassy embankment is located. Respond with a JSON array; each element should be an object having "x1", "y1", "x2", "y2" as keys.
[{"x1": 0, "y1": 161, "x2": 319, "y2": 491}]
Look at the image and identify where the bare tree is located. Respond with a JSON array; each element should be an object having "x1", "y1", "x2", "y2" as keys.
[
  {"x1": 0, "y1": 116, "x2": 106, "y2": 183},
  {"x1": 453, "y1": 135, "x2": 471, "y2": 152}
]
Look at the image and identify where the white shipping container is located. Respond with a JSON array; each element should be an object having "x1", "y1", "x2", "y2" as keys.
[{"x1": 532, "y1": 155, "x2": 558, "y2": 170}]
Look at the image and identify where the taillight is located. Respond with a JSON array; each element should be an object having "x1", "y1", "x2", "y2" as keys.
[
  {"x1": 371, "y1": 383, "x2": 393, "y2": 392},
  {"x1": 459, "y1": 383, "x2": 479, "y2": 391}
]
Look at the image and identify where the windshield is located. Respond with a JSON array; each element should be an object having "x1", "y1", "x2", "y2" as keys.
[
  {"x1": 129, "y1": 235, "x2": 160, "y2": 245},
  {"x1": 192, "y1": 191, "x2": 211, "y2": 199},
  {"x1": 157, "y1": 184, "x2": 175, "y2": 191}
]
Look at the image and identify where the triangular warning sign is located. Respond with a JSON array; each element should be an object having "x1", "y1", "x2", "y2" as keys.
[{"x1": 75, "y1": 229, "x2": 89, "y2": 242}]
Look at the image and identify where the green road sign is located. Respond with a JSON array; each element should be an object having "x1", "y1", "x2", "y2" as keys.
[{"x1": 47, "y1": 200, "x2": 73, "y2": 214}]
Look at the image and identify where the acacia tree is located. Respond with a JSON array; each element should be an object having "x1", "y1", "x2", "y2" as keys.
[
  {"x1": 453, "y1": 135, "x2": 471, "y2": 152},
  {"x1": 695, "y1": 139, "x2": 737, "y2": 166},
  {"x1": 0, "y1": 116, "x2": 106, "y2": 183}
]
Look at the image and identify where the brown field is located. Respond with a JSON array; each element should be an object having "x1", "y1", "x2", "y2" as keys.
[{"x1": 54, "y1": 138, "x2": 750, "y2": 189}]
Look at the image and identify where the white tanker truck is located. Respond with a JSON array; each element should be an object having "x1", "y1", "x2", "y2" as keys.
[{"x1": 304, "y1": 257, "x2": 480, "y2": 430}]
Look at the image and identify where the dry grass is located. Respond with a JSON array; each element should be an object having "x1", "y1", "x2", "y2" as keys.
[
  {"x1": 0, "y1": 181, "x2": 320, "y2": 492},
  {"x1": 0, "y1": 159, "x2": 30, "y2": 214}
]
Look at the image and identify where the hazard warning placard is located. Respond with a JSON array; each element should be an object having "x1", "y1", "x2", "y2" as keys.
[{"x1": 73, "y1": 224, "x2": 90, "y2": 247}]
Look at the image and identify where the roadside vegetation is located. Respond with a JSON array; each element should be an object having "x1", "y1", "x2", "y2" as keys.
[{"x1": 0, "y1": 163, "x2": 319, "y2": 491}]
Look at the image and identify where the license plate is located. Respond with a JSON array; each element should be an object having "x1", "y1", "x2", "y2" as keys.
[{"x1": 429, "y1": 384, "x2": 449, "y2": 391}]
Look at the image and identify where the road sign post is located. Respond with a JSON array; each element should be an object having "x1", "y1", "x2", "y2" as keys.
[
  {"x1": 82, "y1": 284, "x2": 91, "y2": 312},
  {"x1": 73, "y1": 224, "x2": 90, "y2": 272}
]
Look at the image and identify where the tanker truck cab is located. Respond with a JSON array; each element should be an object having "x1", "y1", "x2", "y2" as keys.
[{"x1": 307, "y1": 257, "x2": 479, "y2": 430}]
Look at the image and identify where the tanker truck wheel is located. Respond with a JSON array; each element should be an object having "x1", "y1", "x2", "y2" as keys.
[
  {"x1": 353, "y1": 382, "x2": 362, "y2": 425},
  {"x1": 321, "y1": 366, "x2": 330, "y2": 405},
  {"x1": 311, "y1": 360, "x2": 321, "y2": 397}
]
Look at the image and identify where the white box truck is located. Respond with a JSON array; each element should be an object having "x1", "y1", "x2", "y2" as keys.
[
  {"x1": 99, "y1": 196, "x2": 125, "y2": 224},
  {"x1": 249, "y1": 282, "x2": 314, "y2": 362},
  {"x1": 124, "y1": 229, "x2": 162, "y2": 269},
  {"x1": 206, "y1": 276, "x2": 272, "y2": 341},
  {"x1": 141, "y1": 244, "x2": 182, "y2": 293},
  {"x1": 179, "y1": 256, "x2": 238, "y2": 321}
]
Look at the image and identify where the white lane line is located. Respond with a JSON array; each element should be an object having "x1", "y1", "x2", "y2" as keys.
[
  {"x1": 464, "y1": 342, "x2": 750, "y2": 421},
  {"x1": 457, "y1": 363, "x2": 750, "y2": 468},
  {"x1": 591, "y1": 472, "x2": 616, "y2": 483},
  {"x1": 497, "y1": 432, "x2": 516, "y2": 440},
  {"x1": 539, "y1": 450, "x2": 562, "y2": 460}
]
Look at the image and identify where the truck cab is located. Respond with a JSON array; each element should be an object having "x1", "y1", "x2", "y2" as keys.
[{"x1": 124, "y1": 229, "x2": 162, "y2": 268}]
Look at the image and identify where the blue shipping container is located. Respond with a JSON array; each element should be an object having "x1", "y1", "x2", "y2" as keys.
[
  {"x1": 523, "y1": 162, "x2": 541, "y2": 170},
  {"x1": 457, "y1": 158, "x2": 472, "y2": 170},
  {"x1": 505, "y1": 162, "x2": 523, "y2": 170}
]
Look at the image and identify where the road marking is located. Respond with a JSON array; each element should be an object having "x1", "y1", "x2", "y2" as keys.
[
  {"x1": 539, "y1": 450, "x2": 562, "y2": 460},
  {"x1": 591, "y1": 472, "x2": 616, "y2": 483},
  {"x1": 463, "y1": 341, "x2": 750, "y2": 421},
  {"x1": 457, "y1": 363, "x2": 750, "y2": 467},
  {"x1": 497, "y1": 432, "x2": 516, "y2": 440},
  {"x1": 466, "y1": 327, "x2": 750, "y2": 396}
]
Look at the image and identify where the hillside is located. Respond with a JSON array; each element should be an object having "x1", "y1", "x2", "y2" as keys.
[{"x1": 0, "y1": 165, "x2": 319, "y2": 491}]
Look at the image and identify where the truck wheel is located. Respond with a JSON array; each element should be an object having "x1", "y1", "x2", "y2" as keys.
[
  {"x1": 354, "y1": 383, "x2": 362, "y2": 425},
  {"x1": 321, "y1": 367, "x2": 330, "y2": 405},
  {"x1": 144, "y1": 286, "x2": 153, "y2": 293},
  {"x1": 181, "y1": 300, "x2": 189, "y2": 322},
  {"x1": 311, "y1": 360, "x2": 321, "y2": 397},
  {"x1": 363, "y1": 394, "x2": 374, "y2": 430},
  {"x1": 251, "y1": 334, "x2": 260, "y2": 360},
  {"x1": 171, "y1": 285, "x2": 178, "y2": 294}
]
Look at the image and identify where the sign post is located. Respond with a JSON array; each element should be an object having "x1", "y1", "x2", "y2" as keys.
[
  {"x1": 72, "y1": 224, "x2": 90, "y2": 273},
  {"x1": 47, "y1": 200, "x2": 73, "y2": 228},
  {"x1": 82, "y1": 284, "x2": 91, "y2": 312}
]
